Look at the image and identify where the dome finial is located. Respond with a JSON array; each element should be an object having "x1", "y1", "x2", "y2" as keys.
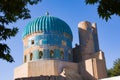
[{"x1": 46, "y1": 12, "x2": 49, "y2": 15}]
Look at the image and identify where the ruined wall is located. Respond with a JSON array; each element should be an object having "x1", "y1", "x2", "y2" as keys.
[
  {"x1": 72, "y1": 21, "x2": 107, "y2": 80},
  {"x1": 79, "y1": 51, "x2": 107, "y2": 80},
  {"x1": 77, "y1": 21, "x2": 100, "y2": 60}
]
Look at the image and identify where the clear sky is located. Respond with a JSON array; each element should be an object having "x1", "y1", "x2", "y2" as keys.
[{"x1": 0, "y1": 0, "x2": 120, "y2": 80}]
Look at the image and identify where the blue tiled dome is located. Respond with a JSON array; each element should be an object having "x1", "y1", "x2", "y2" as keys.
[{"x1": 22, "y1": 15, "x2": 73, "y2": 39}]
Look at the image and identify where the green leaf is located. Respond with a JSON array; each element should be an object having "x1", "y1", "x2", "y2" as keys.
[
  {"x1": 85, "y1": 0, "x2": 99, "y2": 4},
  {"x1": 0, "y1": 0, "x2": 41, "y2": 63}
]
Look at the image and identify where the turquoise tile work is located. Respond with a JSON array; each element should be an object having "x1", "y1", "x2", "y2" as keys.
[
  {"x1": 23, "y1": 15, "x2": 73, "y2": 62},
  {"x1": 22, "y1": 15, "x2": 73, "y2": 40}
]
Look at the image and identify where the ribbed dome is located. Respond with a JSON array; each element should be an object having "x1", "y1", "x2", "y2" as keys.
[{"x1": 22, "y1": 15, "x2": 73, "y2": 39}]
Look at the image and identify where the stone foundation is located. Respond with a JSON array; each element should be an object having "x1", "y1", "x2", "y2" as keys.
[{"x1": 14, "y1": 60, "x2": 78, "y2": 79}]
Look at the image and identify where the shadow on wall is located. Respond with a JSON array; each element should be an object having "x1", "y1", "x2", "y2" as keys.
[{"x1": 79, "y1": 62, "x2": 97, "y2": 80}]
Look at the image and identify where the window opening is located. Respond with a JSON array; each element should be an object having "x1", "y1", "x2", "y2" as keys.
[
  {"x1": 31, "y1": 40, "x2": 34, "y2": 45},
  {"x1": 30, "y1": 53, "x2": 33, "y2": 60},
  {"x1": 24, "y1": 55, "x2": 27, "y2": 63},
  {"x1": 60, "y1": 51, "x2": 64, "y2": 59},
  {"x1": 50, "y1": 50, "x2": 54, "y2": 58},
  {"x1": 39, "y1": 51, "x2": 43, "y2": 59}
]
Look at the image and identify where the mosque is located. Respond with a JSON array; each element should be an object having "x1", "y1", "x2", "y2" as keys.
[{"x1": 14, "y1": 13, "x2": 107, "y2": 80}]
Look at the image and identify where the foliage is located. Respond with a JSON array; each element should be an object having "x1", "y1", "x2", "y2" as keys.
[
  {"x1": 107, "y1": 58, "x2": 120, "y2": 77},
  {"x1": 85, "y1": 0, "x2": 120, "y2": 21},
  {"x1": 0, "y1": 0, "x2": 41, "y2": 62}
]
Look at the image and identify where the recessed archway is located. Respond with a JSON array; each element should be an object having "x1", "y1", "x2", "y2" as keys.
[
  {"x1": 39, "y1": 51, "x2": 43, "y2": 59},
  {"x1": 30, "y1": 53, "x2": 33, "y2": 61},
  {"x1": 50, "y1": 50, "x2": 54, "y2": 58},
  {"x1": 60, "y1": 51, "x2": 64, "y2": 59},
  {"x1": 24, "y1": 55, "x2": 27, "y2": 63}
]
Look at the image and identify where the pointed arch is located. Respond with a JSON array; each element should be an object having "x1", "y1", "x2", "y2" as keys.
[
  {"x1": 39, "y1": 51, "x2": 43, "y2": 59},
  {"x1": 30, "y1": 53, "x2": 33, "y2": 60},
  {"x1": 31, "y1": 40, "x2": 34, "y2": 45},
  {"x1": 50, "y1": 50, "x2": 54, "y2": 58},
  {"x1": 60, "y1": 51, "x2": 64, "y2": 59},
  {"x1": 24, "y1": 55, "x2": 27, "y2": 63}
]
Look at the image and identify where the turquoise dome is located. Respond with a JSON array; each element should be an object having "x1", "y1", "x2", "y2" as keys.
[{"x1": 22, "y1": 15, "x2": 73, "y2": 39}]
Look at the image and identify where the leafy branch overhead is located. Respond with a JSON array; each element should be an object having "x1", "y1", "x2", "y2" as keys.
[
  {"x1": 0, "y1": 0, "x2": 41, "y2": 62},
  {"x1": 85, "y1": 0, "x2": 120, "y2": 21}
]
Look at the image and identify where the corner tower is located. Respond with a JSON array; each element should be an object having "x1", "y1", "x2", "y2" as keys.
[
  {"x1": 78, "y1": 21, "x2": 99, "y2": 59},
  {"x1": 77, "y1": 21, "x2": 107, "y2": 80}
]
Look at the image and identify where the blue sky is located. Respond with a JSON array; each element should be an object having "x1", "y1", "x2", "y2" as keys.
[{"x1": 0, "y1": 0, "x2": 120, "y2": 80}]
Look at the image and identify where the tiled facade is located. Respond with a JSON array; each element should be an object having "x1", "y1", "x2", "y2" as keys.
[{"x1": 22, "y1": 15, "x2": 73, "y2": 62}]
